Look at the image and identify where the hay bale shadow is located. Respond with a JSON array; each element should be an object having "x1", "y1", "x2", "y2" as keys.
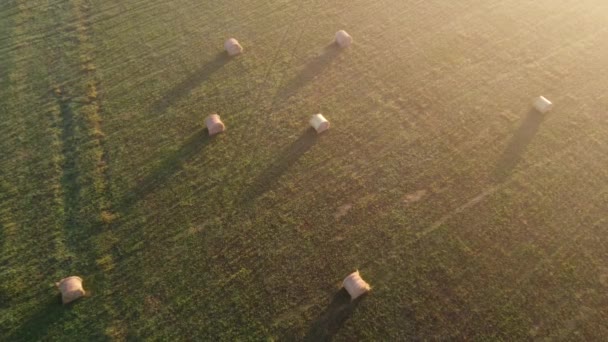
[
  {"x1": 275, "y1": 43, "x2": 342, "y2": 102},
  {"x1": 150, "y1": 52, "x2": 230, "y2": 114},
  {"x1": 119, "y1": 128, "x2": 213, "y2": 211},
  {"x1": 243, "y1": 129, "x2": 319, "y2": 202},
  {"x1": 493, "y1": 109, "x2": 546, "y2": 182},
  {"x1": 304, "y1": 288, "x2": 364, "y2": 342},
  {"x1": 5, "y1": 296, "x2": 70, "y2": 340}
]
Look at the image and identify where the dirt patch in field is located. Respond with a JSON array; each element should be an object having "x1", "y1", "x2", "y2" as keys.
[
  {"x1": 188, "y1": 224, "x2": 206, "y2": 235},
  {"x1": 403, "y1": 190, "x2": 427, "y2": 203},
  {"x1": 334, "y1": 204, "x2": 352, "y2": 220},
  {"x1": 598, "y1": 267, "x2": 608, "y2": 287},
  {"x1": 529, "y1": 325, "x2": 541, "y2": 338},
  {"x1": 144, "y1": 295, "x2": 162, "y2": 315}
]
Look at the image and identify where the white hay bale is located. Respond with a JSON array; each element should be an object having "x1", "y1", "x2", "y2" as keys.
[
  {"x1": 205, "y1": 114, "x2": 225, "y2": 136},
  {"x1": 335, "y1": 30, "x2": 353, "y2": 48},
  {"x1": 310, "y1": 114, "x2": 330, "y2": 133},
  {"x1": 224, "y1": 38, "x2": 243, "y2": 56},
  {"x1": 342, "y1": 271, "x2": 370, "y2": 300},
  {"x1": 56, "y1": 276, "x2": 85, "y2": 304},
  {"x1": 533, "y1": 96, "x2": 553, "y2": 113}
]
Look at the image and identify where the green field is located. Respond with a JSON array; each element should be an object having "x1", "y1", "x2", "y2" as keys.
[{"x1": 1, "y1": 0, "x2": 608, "y2": 340}]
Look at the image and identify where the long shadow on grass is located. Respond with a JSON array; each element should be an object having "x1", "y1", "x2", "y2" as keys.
[
  {"x1": 304, "y1": 288, "x2": 363, "y2": 342},
  {"x1": 119, "y1": 128, "x2": 213, "y2": 211},
  {"x1": 53, "y1": 89, "x2": 92, "y2": 273},
  {"x1": 242, "y1": 129, "x2": 318, "y2": 202},
  {"x1": 493, "y1": 109, "x2": 545, "y2": 182},
  {"x1": 56, "y1": 91, "x2": 81, "y2": 238},
  {"x1": 151, "y1": 52, "x2": 230, "y2": 114},
  {"x1": 274, "y1": 43, "x2": 342, "y2": 102},
  {"x1": 5, "y1": 296, "x2": 70, "y2": 340}
]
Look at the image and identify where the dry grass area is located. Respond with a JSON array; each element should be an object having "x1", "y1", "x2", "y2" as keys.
[{"x1": 1, "y1": 0, "x2": 608, "y2": 340}]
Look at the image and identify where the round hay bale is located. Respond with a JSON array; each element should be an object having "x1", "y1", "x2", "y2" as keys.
[
  {"x1": 310, "y1": 114, "x2": 330, "y2": 133},
  {"x1": 205, "y1": 114, "x2": 225, "y2": 136},
  {"x1": 335, "y1": 30, "x2": 353, "y2": 48},
  {"x1": 533, "y1": 96, "x2": 553, "y2": 113},
  {"x1": 342, "y1": 271, "x2": 370, "y2": 300},
  {"x1": 224, "y1": 38, "x2": 243, "y2": 56},
  {"x1": 56, "y1": 276, "x2": 85, "y2": 304}
]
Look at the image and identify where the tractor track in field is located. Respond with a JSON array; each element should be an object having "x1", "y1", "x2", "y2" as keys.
[
  {"x1": 71, "y1": 0, "x2": 113, "y2": 208},
  {"x1": 67, "y1": 0, "x2": 126, "y2": 336},
  {"x1": 1, "y1": 1, "x2": 83, "y2": 338},
  {"x1": 42, "y1": 0, "x2": 113, "y2": 264},
  {"x1": 1, "y1": 0, "x2": 79, "y2": 274},
  {"x1": 36, "y1": 0, "x2": 125, "y2": 336}
]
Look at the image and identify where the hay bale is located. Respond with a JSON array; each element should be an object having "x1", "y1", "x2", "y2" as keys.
[
  {"x1": 533, "y1": 96, "x2": 553, "y2": 113},
  {"x1": 205, "y1": 114, "x2": 225, "y2": 136},
  {"x1": 342, "y1": 271, "x2": 370, "y2": 300},
  {"x1": 224, "y1": 38, "x2": 243, "y2": 56},
  {"x1": 335, "y1": 30, "x2": 353, "y2": 48},
  {"x1": 56, "y1": 276, "x2": 85, "y2": 304},
  {"x1": 310, "y1": 114, "x2": 330, "y2": 133}
]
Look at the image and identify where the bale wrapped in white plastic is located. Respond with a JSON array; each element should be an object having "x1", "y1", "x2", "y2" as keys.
[
  {"x1": 205, "y1": 114, "x2": 225, "y2": 136},
  {"x1": 335, "y1": 30, "x2": 353, "y2": 48},
  {"x1": 533, "y1": 96, "x2": 553, "y2": 113},
  {"x1": 342, "y1": 271, "x2": 371, "y2": 300},
  {"x1": 310, "y1": 114, "x2": 330, "y2": 133},
  {"x1": 224, "y1": 38, "x2": 243, "y2": 56},
  {"x1": 56, "y1": 276, "x2": 85, "y2": 304}
]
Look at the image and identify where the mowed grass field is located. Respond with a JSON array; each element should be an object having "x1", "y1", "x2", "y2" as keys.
[{"x1": 1, "y1": 0, "x2": 608, "y2": 340}]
